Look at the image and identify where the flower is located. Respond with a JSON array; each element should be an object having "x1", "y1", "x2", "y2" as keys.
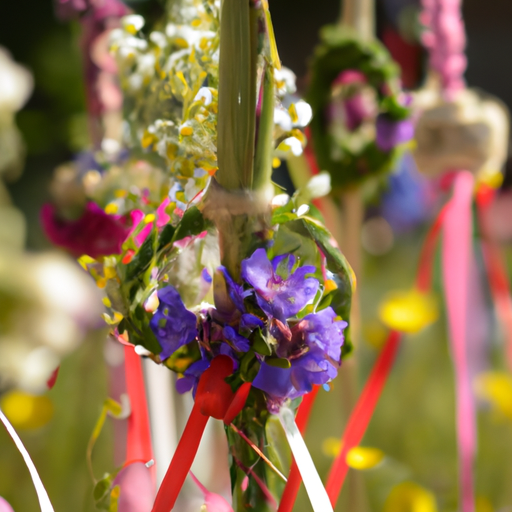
[
  {"x1": 175, "y1": 357, "x2": 209, "y2": 396},
  {"x1": 241, "y1": 249, "x2": 319, "y2": 322},
  {"x1": 0, "y1": 496, "x2": 14, "y2": 512},
  {"x1": 252, "y1": 307, "x2": 347, "y2": 400},
  {"x1": 375, "y1": 114, "x2": 414, "y2": 152},
  {"x1": 41, "y1": 201, "x2": 130, "y2": 258},
  {"x1": 150, "y1": 286, "x2": 198, "y2": 360},
  {"x1": 218, "y1": 266, "x2": 251, "y2": 313}
]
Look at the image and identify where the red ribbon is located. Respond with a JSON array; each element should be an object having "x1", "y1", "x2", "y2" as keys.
[
  {"x1": 476, "y1": 187, "x2": 512, "y2": 370},
  {"x1": 151, "y1": 356, "x2": 250, "y2": 512},
  {"x1": 124, "y1": 346, "x2": 155, "y2": 485},
  {"x1": 325, "y1": 330, "x2": 402, "y2": 506}
]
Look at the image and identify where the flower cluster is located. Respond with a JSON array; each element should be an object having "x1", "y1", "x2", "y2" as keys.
[
  {"x1": 149, "y1": 248, "x2": 347, "y2": 410},
  {"x1": 307, "y1": 25, "x2": 414, "y2": 188},
  {"x1": 109, "y1": 1, "x2": 313, "y2": 193}
]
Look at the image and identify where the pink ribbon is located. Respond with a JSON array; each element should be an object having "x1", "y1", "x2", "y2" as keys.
[{"x1": 442, "y1": 171, "x2": 475, "y2": 512}]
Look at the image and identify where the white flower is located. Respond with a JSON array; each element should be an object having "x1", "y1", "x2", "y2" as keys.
[
  {"x1": 275, "y1": 66, "x2": 297, "y2": 97},
  {"x1": 194, "y1": 87, "x2": 214, "y2": 106},
  {"x1": 122, "y1": 15, "x2": 145, "y2": 33},
  {"x1": 0, "y1": 252, "x2": 102, "y2": 393},
  {"x1": 305, "y1": 172, "x2": 331, "y2": 199},
  {"x1": 274, "y1": 107, "x2": 293, "y2": 131},
  {"x1": 294, "y1": 100, "x2": 313, "y2": 127},
  {"x1": 283, "y1": 136, "x2": 303, "y2": 156},
  {"x1": 0, "y1": 47, "x2": 33, "y2": 113},
  {"x1": 149, "y1": 31, "x2": 167, "y2": 48}
]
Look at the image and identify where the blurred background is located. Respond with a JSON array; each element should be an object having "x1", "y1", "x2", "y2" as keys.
[{"x1": 1, "y1": 0, "x2": 512, "y2": 511}]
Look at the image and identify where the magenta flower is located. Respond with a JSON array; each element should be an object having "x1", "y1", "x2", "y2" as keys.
[
  {"x1": 41, "y1": 201, "x2": 130, "y2": 258},
  {"x1": 241, "y1": 249, "x2": 319, "y2": 322}
]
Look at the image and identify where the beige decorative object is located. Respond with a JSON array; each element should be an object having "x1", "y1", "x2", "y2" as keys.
[{"x1": 413, "y1": 79, "x2": 509, "y2": 179}]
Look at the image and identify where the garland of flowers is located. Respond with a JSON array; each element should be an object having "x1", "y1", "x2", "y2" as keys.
[
  {"x1": 41, "y1": 0, "x2": 355, "y2": 510},
  {"x1": 307, "y1": 25, "x2": 413, "y2": 189}
]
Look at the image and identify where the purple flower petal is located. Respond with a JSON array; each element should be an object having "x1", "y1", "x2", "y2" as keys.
[
  {"x1": 240, "y1": 314, "x2": 264, "y2": 331},
  {"x1": 242, "y1": 249, "x2": 320, "y2": 321},
  {"x1": 150, "y1": 286, "x2": 198, "y2": 360},
  {"x1": 252, "y1": 362, "x2": 295, "y2": 398},
  {"x1": 376, "y1": 115, "x2": 414, "y2": 152},
  {"x1": 241, "y1": 249, "x2": 274, "y2": 296},
  {"x1": 223, "y1": 326, "x2": 250, "y2": 352},
  {"x1": 253, "y1": 307, "x2": 347, "y2": 402},
  {"x1": 218, "y1": 266, "x2": 250, "y2": 312}
]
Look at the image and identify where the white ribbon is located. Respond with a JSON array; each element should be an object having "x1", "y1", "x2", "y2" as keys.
[
  {"x1": 0, "y1": 408, "x2": 54, "y2": 512},
  {"x1": 278, "y1": 407, "x2": 334, "y2": 512}
]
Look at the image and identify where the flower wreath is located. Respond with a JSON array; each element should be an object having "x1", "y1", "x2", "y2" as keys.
[{"x1": 307, "y1": 25, "x2": 413, "y2": 189}]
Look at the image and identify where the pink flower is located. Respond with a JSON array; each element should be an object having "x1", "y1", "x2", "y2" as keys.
[
  {"x1": 0, "y1": 497, "x2": 14, "y2": 512},
  {"x1": 112, "y1": 462, "x2": 154, "y2": 512},
  {"x1": 190, "y1": 472, "x2": 234, "y2": 512},
  {"x1": 41, "y1": 201, "x2": 130, "y2": 258}
]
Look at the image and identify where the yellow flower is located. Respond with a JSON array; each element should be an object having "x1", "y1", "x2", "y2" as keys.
[
  {"x1": 1, "y1": 391, "x2": 54, "y2": 430},
  {"x1": 474, "y1": 371, "x2": 512, "y2": 420},
  {"x1": 383, "y1": 482, "x2": 438, "y2": 512},
  {"x1": 378, "y1": 289, "x2": 438, "y2": 333}
]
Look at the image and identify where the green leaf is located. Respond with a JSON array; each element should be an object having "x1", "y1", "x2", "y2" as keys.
[
  {"x1": 125, "y1": 229, "x2": 156, "y2": 282},
  {"x1": 240, "y1": 350, "x2": 260, "y2": 382},
  {"x1": 266, "y1": 357, "x2": 291, "y2": 369},
  {"x1": 251, "y1": 328, "x2": 272, "y2": 356},
  {"x1": 171, "y1": 206, "x2": 206, "y2": 243},
  {"x1": 157, "y1": 223, "x2": 176, "y2": 251},
  {"x1": 265, "y1": 416, "x2": 291, "y2": 476}
]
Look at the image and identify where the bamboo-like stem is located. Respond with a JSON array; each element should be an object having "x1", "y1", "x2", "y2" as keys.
[
  {"x1": 339, "y1": 0, "x2": 374, "y2": 40},
  {"x1": 337, "y1": 0, "x2": 373, "y2": 507},
  {"x1": 216, "y1": 0, "x2": 258, "y2": 191}
]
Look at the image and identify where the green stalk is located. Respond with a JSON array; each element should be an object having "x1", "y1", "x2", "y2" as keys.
[
  {"x1": 216, "y1": 0, "x2": 258, "y2": 190},
  {"x1": 253, "y1": 64, "x2": 275, "y2": 192}
]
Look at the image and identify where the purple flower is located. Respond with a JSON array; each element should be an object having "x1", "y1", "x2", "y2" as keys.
[
  {"x1": 41, "y1": 201, "x2": 130, "y2": 258},
  {"x1": 241, "y1": 249, "x2": 319, "y2": 322},
  {"x1": 239, "y1": 314, "x2": 264, "y2": 332},
  {"x1": 376, "y1": 114, "x2": 414, "y2": 152},
  {"x1": 176, "y1": 358, "x2": 210, "y2": 396},
  {"x1": 218, "y1": 265, "x2": 251, "y2": 313},
  {"x1": 150, "y1": 286, "x2": 198, "y2": 360},
  {"x1": 223, "y1": 326, "x2": 250, "y2": 353},
  {"x1": 252, "y1": 307, "x2": 347, "y2": 400}
]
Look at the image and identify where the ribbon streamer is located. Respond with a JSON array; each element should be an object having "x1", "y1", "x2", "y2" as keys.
[
  {"x1": 0, "y1": 408, "x2": 55, "y2": 512},
  {"x1": 476, "y1": 189, "x2": 512, "y2": 370},
  {"x1": 277, "y1": 386, "x2": 319, "y2": 512},
  {"x1": 442, "y1": 171, "x2": 476, "y2": 512},
  {"x1": 278, "y1": 407, "x2": 334, "y2": 512},
  {"x1": 151, "y1": 403, "x2": 209, "y2": 512},
  {"x1": 124, "y1": 347, "x2": 155, "y2": 485},
  {"x1": 325, "y1": 330, "x2": 401, "y2": 506},
  {"x1": 279, "y1": 203, "x2": 447, "y2": 511}
]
